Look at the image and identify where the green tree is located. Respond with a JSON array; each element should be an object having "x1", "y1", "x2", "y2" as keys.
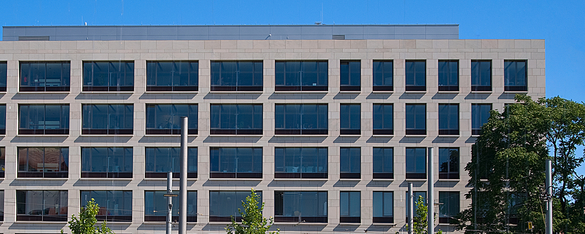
[
  {"x1": 408, "y1": 196, "x2": 442, "y2": 234},
  {"x1": 226, "y1": 189, "x2": 279, "y2": 234},
  {"x1": 457, "y1": 95, "x2": 585, "y2": 233},
  {"x1": 63, "y1": 198, "x2": 114, "y2": 234}
]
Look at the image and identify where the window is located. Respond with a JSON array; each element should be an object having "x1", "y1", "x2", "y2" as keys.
[
  {"x1": 275, "y1": 148, "x2": 328, "y2": 179},
  {"x1": 19, "y1": 104, "x2": 69, "y2": 135},
  {"x1": 406, "y1": 104, "x2": 426, "y2": 135},
  {"x1": 406, "y1": 148, "x2": 426, "y2": 179},
  {"x1": 83, "y1": 61, "x2": 134, "y2": 91},
  {"x1": 340, "y1": 148, "x2": 360, "y2": 179},
  {"x1": 0, "y1": 62, "x2": 6, "y2": 91},
  {"x1": 146, "y1": 104, "x2": 198, "y2": 135},
  {"x1": 504, "y1": 60, "x2": 527, "y2": 91},
  {"x1": 17, "y1": 191, "x2": 67, "y2": 221},
  {"x1": 145, "y1": 147, "x2": 197, "y2": 178},
  {"x1": 340, "y1": 191, "x2": 360, "y2": 223},
  {"x1": 373, "y1": 104, "x2": 393, "y2": 135},
  {"x1": 439, "y1": 148, "x2": 459, "y2": 179},
  {"x1": 81, "y1": 147, "x2": 132, "y2": 178},
  {"x1": 373, "y1": 148, "x2": 393, "y2": 179},
  {"x1": 210, "y1": 104, "x2": 262, "y2": 135},
  {"x1": 275, "y1": 191, "x2": 328, "y2": 223},
  {"x1": 0, "y1": 148, "x2": 4, "y2": 178},
  {"x1": 275, "y1": 61, "x2": 328, "y2": 91},
  {"x1": 82, "y1": 104, "x2": 133, "y2": 134},
  {"x1": 439, "y1": 191, "x2": 460, "y2": 224},
  {"x1": 210, "y1": 147, "x2": 262, "y2": 178},
  {"x1": 275, "y1": 104, "x2": 328, "y2": 135},
  {"x1": 373, "y1": 191, "x2": 393, "y2": 223},
  {"x1": 209, "y1": 191, "x2": 261, "y2": 222},
  {"x1": 0, "y1": 105, "x2": 5, "y2": 134},
  {"x1": 340, "y1": 104, "x2": 360, "y2": 135},
  {"x1": 145, "y1": 191, "x2": 197, "y2": 222},
  {"x1": 0, "y1": 191, "x2": 3, "y2": 221},
  {"x1": 211, "y1": 61, "x2": 263, "y2": 91},
  {"x1": 405, "y1": 60, "x2": 426, "y2": 91},
  {"x1": 472, "y1": 104, "x2": 491, "y2": 135},
  {"x1": 471, "y1": 60, "x2": 491, "y2": 91},
  {"x1": 340, "y1": 60, "x2": 360, "y2": 91},
  {"x1": 438, "y1": 60, "x2": 458, "y2": 91},
  {"x1": 373, "y1": 60, "x2": 393, "y2": 91},
  {"x1": 81, "y1": 191, "x2": 132, "y2": 222},
  {"x1": 20, "y1": 61, "x2": 70, "y2": 91},
  {"x1": 438, "y1": 104, "x2": 459, "y2": 135},
  {"x1": 406, "y1": 191, "x2": 426, "y2": 220},
  {"x1": 146, "y1": 61, "x2": 198, "y2": 91},
  {"x1": 18, "y1": 147, "x2": 68, "y2": 178}
]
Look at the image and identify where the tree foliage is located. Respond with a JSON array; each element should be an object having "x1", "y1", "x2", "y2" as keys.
[
  {"x1": 457, "y1": 95, "x2": 585, "y2": 233},
  {"x1": 226, "y1": 189, "x2": 279, "y2": 234},
  {"x1": 63, "y1": 198, "x2": 114, "y2": 234},
  {"x1": 408, "y1": 196, "x2": 442, "y2": 234}
]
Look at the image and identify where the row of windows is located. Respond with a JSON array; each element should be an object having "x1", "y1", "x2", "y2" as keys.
[
  {"x1": 0, "y1": 103, "x2": 493, "y2": 136},
  {"x1": 9, "y1": 190, "x2": 460, "y2": 224},
  {"x1": 0, "y1": 60, "x2": 528, "y2": 92},
  {"x1": 2, "y1": 147, "x2": 460, "y2": 180}
]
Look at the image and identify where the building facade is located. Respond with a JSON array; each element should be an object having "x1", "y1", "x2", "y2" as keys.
[{"x1": 0, "y1": 25, "x2": 545, "y2": 233}]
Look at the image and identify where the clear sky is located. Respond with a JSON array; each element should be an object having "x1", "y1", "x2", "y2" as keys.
[{"x1": 1, "y1": 0, "x2": 584, "y2": 174}]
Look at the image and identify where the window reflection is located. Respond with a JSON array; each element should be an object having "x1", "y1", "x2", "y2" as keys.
[
  {"x1": 209, "y1": 191, "x2": 261, "y2": 222},
  {"x1": 81, "y1": 190, "x2": 132, "y2": 222},
  {"x1": 146, "y1": 104, "x2": 197, "y2": 135},
  {"x1": 144, "y1": 191, "x2": 197, "y2": 222},
  {"x1": 82, "y1": 104, "x2": 133, "y2": 134},
  {"x1": 274, "y1": 191, "x2": 328, "y2": 223},
  {"x1": 275, "y1": 104, "x2": 327, "y2": 135},
  {"x1": 19, "y1": 104, "x2": 69, "y2": 135},
  {"x1": 82, "y1": 147, "x2": 132, "y2": 178},
  {"x1": 211, "y1": 61, "x2": 263, "y2": 91},
  {"x1": 210, "y1": 104, "x2": 262, "y2": 135},
  {"x1": 145, "y1": 147, "x2": 197, "y2": 178},
  {"x1": 275, "y1": 61, "x2": 328, "y2": 91},
  {"x1": 373, "y1": 148, "x2": 393, "y2": 179},
  {"x1": 20, "y1": 62, "x2": 70, "y2": 91},
  {"x1": 18, "y1": 147, "x2": 68, "y2": 178},
  {"x1": 210, "y1": 147, "x2": 262, "y2": 178},
  {"x1": 17, "y1": 190, "x2": 67, "y2": 221},
  {"x1": 83, "y1": 61, "x2": 134, "y2": 91},
  {"x1": 147, "y1": 61, "x2": 198, "y2": 91},
  {"x1": 275, "y1": 148, "x2": 328, "y2": 179}
]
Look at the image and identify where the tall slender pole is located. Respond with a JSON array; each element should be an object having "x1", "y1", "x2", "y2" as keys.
[
  {"x1": 167, "y1": 172, "x2": 173, "y2": 234},
  {"x1": 428, "y1": 147, "x2": 434, "y2": 234},
  {"x1": 408, "y1": 183, "x2": 414, "y2": 234},
  {"x1": 546, "y1": 159, "x2": 553, "y2": 234},
  {"x1": 179, "y1": 117, "x2": 188, "y2": 234}
]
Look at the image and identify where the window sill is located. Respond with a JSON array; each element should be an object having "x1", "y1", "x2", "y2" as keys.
[
  {"x1": 437, "y1": 90, "x2": 459, "y2": 94},
  {"x1": 371, "y1": 134, "x2": 394, "y2": 137},
  {"x1": 437, "y1": 135, "x2": 460, "y2": 137},
  {"x1": 144, "y1": 134, "x2": 198, "y2": 137},
  {"x1": 274, "y1": 222, "x2": 328, "y2": 225},
  {"x1": 16, "y1": 134, "x2": 69, "y2": 137},
  {"x1": 81, "y1": 91, "x2": 134, "y2": 94},
  {"x1": 208, "y1": 177, "x2": 262, "y2": 181},
  {"x1": 142, "y1": 221, "x2": 197, "y2": 224},
  {"x1": 403, "y1": 90, "x2": 426, "y2": 94},
  {"x1": 18, "y1": 91, "x2": 70, "y2": 94},
  {"x1": 338, "y1": 90, "x2": 361, "y2": 93},
  {"x1": 404, "y1": 134, "x2": 426, "y2": 137},
  {"x1": 15, "y1": 177, "x2": 68, "y2": 180},
  {"x1": 438, "y1": 178, "x2": 460, "y2": 182},
  {"x1": 371, "y1": 223, "x2": 396, "y2": 226},
  {"x1": 274, "y1": 134, "x2": 329, "y2": 137},
  {"x1": 81, "y1": 134, "x2": 134, "y2": 136},
  {"x1": 16, "y1": 221, "x2": 67, "y2": 224},
  {"x1": 339, "y1": 178, "x2": 361, "y2": 181},
  {"x1": 273, "y1": 178, "x2": 328, "y2": 181},
  {"x1": 78, "y1": 177, "x2": 133, "y2": 181},
  {"x1": 143, "y1": 177, "x2": 197, "y2": 181},
  {"x1": 273, "y1": 90, "x2": 328, "y2": 94},
  {"x1": 144, "y1": 91, "x2": 198, "y2": 94},
  {"x1": 503, "y1": 90, "x2": 528, "y2": 94},
  {"x1": 209, "y1": 134, "x2": 262, "y2": 137},
  {"x1": 371, "y1": 90, "x2": 394, "y2": 93},
  {"x1": 404, "y1": 178, "x2": 427, "y2": 182},
  {"x1": 469, "y1": 90, "x2": 492, "y2": 94},
  {"x1": 372, "y1": 178, "x2": 394, "y2": 181},
  {"x1": 209, "y1": 90, "x2": 263, "y2": 94}
]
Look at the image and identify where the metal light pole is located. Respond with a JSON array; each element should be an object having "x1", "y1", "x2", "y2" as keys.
[
  {"x1": 165, "y1": 172, "x2": 174, "y2": 234},
  {"x1": 427, "y1": 147, "x2": 434, "y2": 234},
  {"x1": 545, "y1": 159, "x2": 553, "y2": 234},
  {"x1": 179, "y1": 117, "x2": 188, "y2": 234},
  {"x1": 408, "y1": 183, "x2": 414, "y2": 234}
]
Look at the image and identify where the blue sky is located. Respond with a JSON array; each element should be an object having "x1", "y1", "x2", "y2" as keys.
[{"x1": 1, "y1": 0, "x2": 584, "y2": 174}]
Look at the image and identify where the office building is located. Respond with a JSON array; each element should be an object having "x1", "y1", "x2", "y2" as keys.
[{"x1": 0, "y1": 25, "x2": 545, "y2": 233}]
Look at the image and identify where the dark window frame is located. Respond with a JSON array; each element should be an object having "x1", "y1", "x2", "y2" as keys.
[
  {"x1": 340, "y1": 148, "x2": 360, "y2": 179},
  {"x1": 373, "y1": 104, "x2": 393, "y2": 135},
  {"x1": 82, "y1": 104, "x2": 133, "y2": 135},
  {"x1": 472, "y1": 104, "x2": 492, "y2": 135},
  {"x1": 146, "y1": 61, "x2": 198, "y2": 91},
  {"x1": 210, "y1": 104, "x2": 262, "y2": 135},
  {"x1": 209, "y1": 191, "x2": 262, "y2": 222},
  {"x1": 438, "y1": 60, "x2": 459, "y2": 91},
  {"x1": 373, "y1": 191, "x2": 394, "y2": 223},
  {"x1": 145, "y1": 147, "x2": 197, "y2": 178},
  {"x1": 274, "y1": 147, "x2": 328, "y2": 179},
  {"x1": 0, "y1": 105, "x2": 5, "y2": 135},
  {"x1": 504, "y1": 60, "x2": 528, "y2": 92},
  {"x1": 438, "y1": 104, "x2": 459, "y2": 135},
  {"x1": 439, "y1": 148, "x2": 459, "y2": 180},
  {"x1": 210, "y1": 147, "x2": 263, "y2": 179},
  {"x1": 373, "y1": 60, "x2": 393, "y2": 91},
  {"x1": 274, "y1": 191, "x2": 328, "y2": 223},
  {"x1": 373, "y1": 147, "x2": 394, "y2": 179},
  {"x1": 17, "y1": 190, "x2": 67, "y2": 222},
  {"x1": 405, "y1": 104, "x2": 426, "y2": 135},
  {"x1": 144, "y1": 191, "x2": 197, "y2": 222},
  {"x1": 0, "y1": 148, "x2": 4, "y2": 178},
  {"x1": 210, "y1": 61, "x2": 263, "y2": 91},
  {"x1": 275, "y1": 61, "x2": 328, "y2": 91},
  {"x1": 439, "y1": 191, "x2": 460, "y2": 224},
  {"x1": 81, "y1": 147, "x2": 133, "y2": 178},
  {"x1": 19, "y1": 104, "x2": 69, "y2": 135},
  {"x1": 471, "y1": 60, "x2": 492, "y2": 91},
  {"x1": 80, "y1": 190, "x2": 132, "y2": 222},
  {"x1": 340, "y1": 191, "x2": 361, "y2": 223},
  {"x1": 340, "y1": 60, "x2": 361, "y2": 91},
  {"x1": 406, "y1": 147, "x2": 426, "y2": 179},
  {"x1": 146, "y1": 104, "x2": 198, "y2": 135},
  {"x1": 405, "y1": 60, "x2": 426, "y2": 91},
  {"x1": 0, "y1": 62, "x2": 6, "y2": 92},
  {"x1": 340, "y1": 104, "x2": 360, "y2": 135},
  {"x1": 19, "y1": 61, "x2": 70, "y2": 92},
  {"x1": 18, "y1": 147, "x2": 68, "y2": 178},
  {"x1": 83, "y1": 61, "x2": 134, "y2": 91},
  {"x1": 275, "y1": 104, "x2": 328, "y2": 135}
]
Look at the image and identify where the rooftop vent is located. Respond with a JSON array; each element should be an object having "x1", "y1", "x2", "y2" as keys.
[
  {"x1": 18, "y1": 36, "x2": 50, "y2": 41},
  {"x1": 332, "y1": 35, "x2": 345, "y2": 40}
]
